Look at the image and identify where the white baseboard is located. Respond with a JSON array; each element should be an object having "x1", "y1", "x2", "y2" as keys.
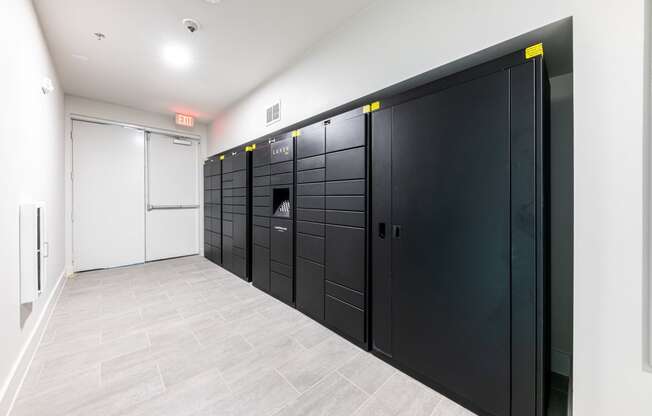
[
  {"x1": 551, "y1": 348, "x2": 572, "y2": 377},
  {"x1": 0, "y1": 269, "x2": 68, "y2": 416}
]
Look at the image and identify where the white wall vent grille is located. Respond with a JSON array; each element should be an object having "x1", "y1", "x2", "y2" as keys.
[{"x1": 266, "y1": 101, "x2": 281, "y2": 126}]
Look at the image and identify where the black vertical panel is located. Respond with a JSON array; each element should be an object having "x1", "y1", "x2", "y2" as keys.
[
  {"x1": 371, "y1": 107, "x2": 393, "y2": 357},
  {"x1": 222, "y1": 150, "x2": 249, "y2": 281},
  {"x1": 323, "y1": 112, "x2": 368, "y2": 346},
  {"x1": 296, "y1": 121, "x2": 327, "y2": 316},
  {"x1": 390, "y1": 71, "x2": 510, "y2": 416},
  {"x1": 253, "y1": 245, "x2": 270, "y2": 291},
  {"x1": 324, "y1": 224, "x2": 365, "y2": 292},
  {"x1": 296, "y1": 257, "x2": 324, "y2": 320},
  {"x1": 203, "y1": 157, "x2": 222, "y2": 266},
  {"x1": 538, "y1": 60, "x2": 551, "y2": 416},
  {"x1": 252, "y1": 142, "x2": 271, "y2": 292},
  {"x1": 510, "y1": 59, "x2": 547, "y2": 416}
]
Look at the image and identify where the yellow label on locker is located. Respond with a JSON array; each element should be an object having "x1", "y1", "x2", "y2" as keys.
[
  {"x1": 525, "y1": 43, "x2": 544, "y2": 59},
  {"x1": 370, "y1": 101, "x2": 381, "y2": 112},
  {"x1": 219, "y1": 155, "x2": 225, "y2": 160},
  {"x1": 252, "y1": 143, "x2": 256, "y2": 150},
  {"x1": 363, "y1": 104, "x2": 371, "y2": 114}
]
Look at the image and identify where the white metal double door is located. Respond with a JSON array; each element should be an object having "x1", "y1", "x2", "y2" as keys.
[{"x1": 72, "y1": 121, "x2": 199, "y2": 272}]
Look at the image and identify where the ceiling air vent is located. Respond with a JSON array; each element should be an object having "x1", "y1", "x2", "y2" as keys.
[{"x1": 266, "y1": 101, "x2": 281, "y2": 126}]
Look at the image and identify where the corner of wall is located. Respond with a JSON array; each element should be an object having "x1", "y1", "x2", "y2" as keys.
[{"x1": 0, "y1": 270, "x2": 67, "y2": 416}]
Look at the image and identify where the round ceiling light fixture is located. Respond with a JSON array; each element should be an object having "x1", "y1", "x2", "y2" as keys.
[
  {"x1": 162, "y1": 43, "x2": 192, "y2": 69},
  {"x1": 182, "y1": 18, "x2": 200, "y2": 33}
]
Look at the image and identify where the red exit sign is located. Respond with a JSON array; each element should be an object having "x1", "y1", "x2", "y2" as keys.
[{"x1": 175, "y1": 113, "x2": 194, "y2": 128}]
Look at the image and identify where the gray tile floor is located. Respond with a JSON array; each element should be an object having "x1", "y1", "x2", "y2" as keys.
[{"x1": 12, "y1": 256, "x2": 476, "y2": 416}]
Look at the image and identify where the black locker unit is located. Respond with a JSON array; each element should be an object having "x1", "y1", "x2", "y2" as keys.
[
  {"x1": 251, "y1": 134, "x2": 295, "y2": 305},
  {"x1": 203, "y1": 156, "x2": 222, "y2": 265},
  {"x1": 295, "y1": 108, "x2": 369, "y2": 348},
  {"x1": 371, "y1": 51, "x2": 549, "y2": 416},
  {"x1": 221, "y1": 149, "x2": 250, "y2": 281}
]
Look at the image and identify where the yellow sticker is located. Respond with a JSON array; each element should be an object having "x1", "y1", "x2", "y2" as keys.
[
  {"x1": 219, "y1": 155, "x2": 225, "y2": 160},
  {"x1": 370, "y1": 101, "x2": 381, "y2": 112},
  {"x1": 252, "y1": 143, "x2": 256, "y2": 150},
  {"x1": 363, "y1": 104, "x2": 371, "y2": 114},
  {"x1": 525, "y1": 43, "x2": 544, "y2": 59},
  {"x1": 292, "y1": 130, "x2": 301, "y2": 138},
  {"x1": 245, "y1": 146, "x2": 253, "y2": 152}
]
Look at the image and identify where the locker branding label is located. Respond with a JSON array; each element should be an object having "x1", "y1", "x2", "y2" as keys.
[
  {"x1": 219, "y1": 155, "x2": 225, "y2": 160},
  {"x1": 525, "y1": 43, "x2": 544, "y2": 59},
  {"x1": 362, "y1": 104, "x2": 371, "y2": 113},
  {"x1": 272, "y1": 145, "x2": 291, "y2": 156},
  {"x1": 292, "y1": 130, "x2": 301, "y2": 138}
]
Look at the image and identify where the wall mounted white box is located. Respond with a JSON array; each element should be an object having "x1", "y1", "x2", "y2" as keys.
[{"x1": 19, "y1": 203, "x2": 46, "y2": 304}]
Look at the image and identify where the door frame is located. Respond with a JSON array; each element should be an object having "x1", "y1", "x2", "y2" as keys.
[{"x1": 70, "y1": 115, "x2": 202, "y2": 271}]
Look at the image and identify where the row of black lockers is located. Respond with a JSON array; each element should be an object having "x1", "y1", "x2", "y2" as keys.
[
  {"x1": 222, "y1": 151, "x2": 249, "y2": 280},
  {"x1": 295, "y1": 110, "x2": 368, "y2": 346},
  {"x1": 204, "y1": 157, "x2": 222, "y2": 265}
]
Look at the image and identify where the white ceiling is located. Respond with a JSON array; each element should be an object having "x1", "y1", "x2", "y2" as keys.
[{"x1": 33, "y1": 0, "x2": 376, "y2": 122}]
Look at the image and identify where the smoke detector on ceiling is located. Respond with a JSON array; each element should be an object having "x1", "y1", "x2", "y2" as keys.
[{"x1": 183, "y1": 18, "x2": 200, "y2": 33}]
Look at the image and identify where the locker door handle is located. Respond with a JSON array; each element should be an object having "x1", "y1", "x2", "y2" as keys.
[
  {"x1": 392, "y1": 225, "x2": 402, "y2": 239},
  {"x1": 378, "y1": 223, "x2": 386, "y2": 239}
]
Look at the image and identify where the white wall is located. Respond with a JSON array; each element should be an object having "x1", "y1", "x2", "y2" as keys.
[
  {"x1": 0, "y1": 0, "x2": 66, "y2": 412},
  {"x1": 209, "y1": 0, "x2": 652, "y2": 414},
  {"x1": 64, "y1": 95, "x2": 209, "y2": 274}
]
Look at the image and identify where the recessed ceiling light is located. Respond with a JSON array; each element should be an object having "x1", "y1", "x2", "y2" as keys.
[
  {"x1": 72, "y1": 54, "x2": 89, "y2": 62},
  {"x1": 162, "y1": 44, "x2": 192, "y2": 70},
  {"x1": 94, "y1": 32, "x2": 106, "y2": 41}
]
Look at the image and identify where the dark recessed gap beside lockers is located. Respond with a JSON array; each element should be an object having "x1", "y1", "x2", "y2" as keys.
[
  {"x1": 371, "y1": 51, "x2": 549, "y2": 416},
  {"x1": 203, "y1": 156, "x2": 222, "y2": 265},
  {"x1": 295, "y1": 108, "x2": 369, "y2": 349},
  {"x1": 221, "y1": 149, "x2": 250, "y2": 281}
]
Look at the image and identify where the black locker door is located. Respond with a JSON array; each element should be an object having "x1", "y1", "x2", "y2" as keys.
[
  {"x1": 390, "y1": 71, "x2": 510, "y2": 416},
  {"x1": 372, "y1": 55, "x2": 547, "y2": 416}
]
